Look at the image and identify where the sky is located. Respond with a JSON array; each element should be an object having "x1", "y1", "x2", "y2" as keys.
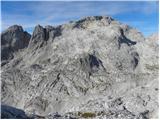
[{"x1": 1, "y1": 1, "x2": 159, "y2": 37}]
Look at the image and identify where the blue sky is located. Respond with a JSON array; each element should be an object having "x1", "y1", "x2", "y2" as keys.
[{"x1": 1, "y1": 1, "x2": 159, "y2": 36}]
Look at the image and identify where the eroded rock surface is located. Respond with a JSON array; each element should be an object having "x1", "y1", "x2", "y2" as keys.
[
  {"x1": 1, "y1": 16, "x2": 159, "y2": 119},
  {"x1": 1, "y1": 25, "x2": 31, "y2": 65}
]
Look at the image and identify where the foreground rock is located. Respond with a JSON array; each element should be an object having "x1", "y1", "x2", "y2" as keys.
[
  {"x1": 1, "y1": 16, "x2": 158, "y2": 119},
  {"x1": 1, "y1": 105, "x2": 29, "y2": 119}
]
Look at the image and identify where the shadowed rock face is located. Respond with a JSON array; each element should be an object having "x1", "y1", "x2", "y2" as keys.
[
  {"x1": 1, "y1": 16, "x2": 159, "y2": 119},
  {"x1": 80, "y1": 53, "x2": 106, "y2": 76},
  {"x1": 1, "y1": 105, "x2": 29, "y2": 119},
  {"x1": 28, "y1": 25, "x2": 62, "y2": 49},
  {"x1": 1, "y1": 25, "x2": 31, "y2": 64}
]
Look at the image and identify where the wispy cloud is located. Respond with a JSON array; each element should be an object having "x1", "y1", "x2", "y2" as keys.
[{"x1": 1, "y1": 1, "x2": 158, "y2": 36}]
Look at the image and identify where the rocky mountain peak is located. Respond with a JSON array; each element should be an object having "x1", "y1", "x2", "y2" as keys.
[
  {"x1": 45, "y1": 25, "x2": 55, "y2": 31},
  {"x1": 33, "y1": 25, "x2": 44, "y2": 34},
  {"x1": 76, "y1": 16, "x2": 114, "y2": 23},
  {"x1": 1, "y1": 25, "x2": 31, "y2": 65},
  {"x1": 73, "y1": 16, "x2": 114, "y2": 29},
  {"x1": 28, "y1": 24, "x2": 62, "y2": 49},
  {"x1": 5, "y1": 25, "x2": 23, "y2": 32}
]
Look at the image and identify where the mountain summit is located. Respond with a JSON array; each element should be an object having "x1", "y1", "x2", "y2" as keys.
[
  {"x1": 1, "y1": 16, "x2": 158, "y2": 119},
  {"x1": 1, "y1": 25, "x2": 31, "y2": 65}
]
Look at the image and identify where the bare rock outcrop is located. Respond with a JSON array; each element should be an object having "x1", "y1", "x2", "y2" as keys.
[
  {"x1": 1, "y1": 16, "x2": 159, "y2": 119},
  {"x1": 1, "y1": 105, "x2": 29, "y2": 119},
  {"x1": 1, "y1": 25, "x2": 31, "y2": 65},
  {"x1": 28, "y1": 25, "x2": 61, "y2": 50}
]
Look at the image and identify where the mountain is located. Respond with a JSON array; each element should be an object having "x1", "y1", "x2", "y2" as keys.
[
  {"x1": 1, "y1": 25, "x2": 31, "y2": 65},
  {"x1": 1, "y1": 16, "x2": 159, "y2": 119}
]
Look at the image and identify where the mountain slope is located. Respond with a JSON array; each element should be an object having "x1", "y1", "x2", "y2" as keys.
[{"x1": 1, "y1": 16, "x2": 158, "y2": 119}]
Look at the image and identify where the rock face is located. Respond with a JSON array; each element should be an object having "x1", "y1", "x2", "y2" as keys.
[
  {"x1": 28, "y1": 25, "x2": 61, "y2": 50},
  {"x1": 1, "y1": 105, "x2": 29, "y2": 119},
  {"x1": 1, "y1": 25, "x2": 31, "y2": 65},
  {"x1": 1, "y1": 16, "x2": 159, "y2": 119}
]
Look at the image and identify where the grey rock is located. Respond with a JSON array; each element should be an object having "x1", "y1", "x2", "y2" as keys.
[
  {"x1": 1, "y1": 105, "x2": 29, "y2": 119},
  {"x1": 28, "y1": 25, "x2": 46, "y2": 49},
  {"x1": 28, "y1": 25, "x2": 62, "y2": 50},
  {"x1": 1, "y1": 16, "x2": 159, "y2": 119},
  {"x1": 1, "y1": 25, "x2": 31, "y2": 63},
  {"x1": 73, "y1": 16, "x2": 114, "y2": 29}
]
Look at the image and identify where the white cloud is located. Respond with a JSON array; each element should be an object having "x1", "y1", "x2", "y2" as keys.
[{"x1": 1, "y1": 1, "x2": 158, "y2": 34}]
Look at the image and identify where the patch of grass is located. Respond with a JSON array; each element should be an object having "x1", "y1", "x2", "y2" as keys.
[
  {"x1": 145, "y1": 64, "x2": 158, "y2": 70},
  {"x1": 81, "y1": 112, "x2": 96, "y2": 118}
]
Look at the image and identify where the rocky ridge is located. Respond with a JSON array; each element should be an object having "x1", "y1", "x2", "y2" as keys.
[
  {"x1": 1, "y1": 25, "x2": 31, "y2": 65},
  {"x1": 1, "y1": 16, "x2": 159, "y2": 119}
]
